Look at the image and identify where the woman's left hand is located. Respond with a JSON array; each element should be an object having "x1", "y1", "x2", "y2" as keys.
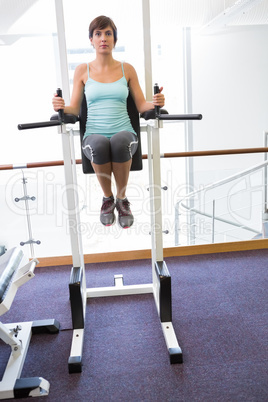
[{"x1": 152, "y1": 86, "x2": 165, "y2": 108}]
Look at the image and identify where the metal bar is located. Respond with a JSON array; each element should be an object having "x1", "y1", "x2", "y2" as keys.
[
  {"x1": 21, "y1": 172, "x2": 34, "y2": 258},
  {"x1": 61, "y1": 130, "x2": 84, "y2": 269},
  {"x1": 54, "y1": 0, "x2": 71, "y2": 103},
  {"x1": 160, "y1": 147, "x2": 268, "y2": 158},
  {"x1": 147, "y1": 125, "x2": 157, "y2": 266},
  {"x1": 161, "y1": 322, "x2": 183, "y2": 364},
  {"x1": 0, "y1": 322, "x2": 32, "y2": 389},
  {"x1": 183, "y1": 27, "x2": 195, "y2": 246},
  {"x1": 54, "y1": 0, "x2": 85, "y2": 373},
  {"x1": 68, "y1": 328, "x2": 84, "y2": 373},
  {"x1": 86, "y1": 284, "x2": 153, "y2": 298},
  {"x1": 150, "y1": 124, "x2": 164, "y2": 262},
  {"x1": 0, "y1": 160, "x2": 81, "y2": 170},
  {"x1": 177, "y1": 159, "x2": 268, "y2": 203},
  {"x1": 142, "y1": 0, "x2": 153, "y2": 101},
  {"x1": 180, "y1": 203, "x2": 260, "y2": 235},
  {"x1": 175, "y1": 160, "x2": 268, "y2": 246},
  {"x1": 157, "y1": 113, "x2": 202, "y2": 120},
  {"x1": 264, "y1": 132, "x2": 268, "y2": 214},
  {"x1": 212, "y1": 199, "x2": 215, "y2": 244},
  {"x1": 1, "y1": 148, "x2": 268, "y2": 171},
  {"x1": 17, "y1": 121, "x2": 61, "y2": 130}
]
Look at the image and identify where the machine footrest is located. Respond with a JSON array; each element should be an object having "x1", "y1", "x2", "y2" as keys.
[
  {"x1": 155, "y1": 261, "x2": 172, "y2": 322},
  {"x1": 69, "y1": 267, "x2": 84, "y2": 329}
]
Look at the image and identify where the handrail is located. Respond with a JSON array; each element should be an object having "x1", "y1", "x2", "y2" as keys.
[
  {"x1": 175, "y1": 159, "x2": 268, "y2": 245},
  {"x1": 176, "y1": 159, "x2": 268, "y2": 206},
  {"x1": 179, "y1": 203, "x2": 261, "y2": 235},
  {"x1": 1, "y1": 147, "x2": 268, "y2": 170},
  {"x1": 155, "y1": 147, "x2": 268, "y2": 159},
  {"x1": 0, "y1": 160, "x2": 81, "y2": 171}
]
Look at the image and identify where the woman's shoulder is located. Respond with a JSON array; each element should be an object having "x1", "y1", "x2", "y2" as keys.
[
  {"x1": 122, "y1": 62, "x2": 135, "y2": 72},
  {"x1": 75, "y1": 63, "x2": 88, "y2": 74},
  {"x1": 74, "y1": 63, "x2": 88, "y2": 84},
  {"x1": 122, "y1": 62, "x2": 137, "y2": 81}
]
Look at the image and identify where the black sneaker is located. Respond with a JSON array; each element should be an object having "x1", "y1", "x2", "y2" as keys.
[
  {"x1": 100, "y1": 196, "x2": 116, "y2": 226},
  {"x1": 115, "y1": 198, "x2": 134, "y2": 229}
]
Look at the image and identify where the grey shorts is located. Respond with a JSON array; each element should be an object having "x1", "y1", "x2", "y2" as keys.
[{"x1": 82, "y1": 131, "x2": 138, "y2": 165}]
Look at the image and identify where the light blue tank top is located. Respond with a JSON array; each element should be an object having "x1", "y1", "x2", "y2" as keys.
[{"x1": 84, "y1": 63, "x2": 136, "y2": 139}]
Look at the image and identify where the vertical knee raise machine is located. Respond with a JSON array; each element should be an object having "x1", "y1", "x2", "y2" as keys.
[
  {"x1": 0, "y1": 248, "x2": 60, "y2": 399},
  {"x1": 18, "y1": 87, "x2": 202, "y2": 373}
]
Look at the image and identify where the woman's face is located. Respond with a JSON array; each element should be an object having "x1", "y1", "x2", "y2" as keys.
[{"x1": 90, "y1": 25, "x2": 115, "y2": 51}]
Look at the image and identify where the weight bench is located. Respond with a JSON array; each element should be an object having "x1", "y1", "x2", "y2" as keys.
[{"x1": 0, "y1": 248, "x2": 60, "y2": 400}]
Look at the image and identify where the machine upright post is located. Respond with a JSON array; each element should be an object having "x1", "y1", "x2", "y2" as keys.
[
  {"x1": 147, "y1": 118, "x2": 183, "y2": 364},
  {"x1": 60, "y1": 125, "x2": 86, "y2": 373}
]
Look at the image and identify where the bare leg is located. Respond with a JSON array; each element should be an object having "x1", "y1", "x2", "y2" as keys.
[
  {"x1": 112, "y1": 159, "x2": 132, "y2": 199},
  {"x1": 91, "y1": 162, "x2": 113, "y2": 198}
]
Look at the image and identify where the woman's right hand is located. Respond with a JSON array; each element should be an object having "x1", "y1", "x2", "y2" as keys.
[{"x1": 52, "y1": 93, "x2": 65, "y2": 112}]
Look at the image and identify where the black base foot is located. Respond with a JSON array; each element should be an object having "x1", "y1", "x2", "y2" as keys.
[
  {"x1": 68, "y1": 356, "x2": 82, "y2": 373},
  {"x1": 32, "y1": 319, "x2": 60, "y2": 334},
  {"x1": 14, "y1": 377, "x2": 49, "y2": 398},
  {"x1": 169, "y1": 348, "x2": 183, "y2": 364}
]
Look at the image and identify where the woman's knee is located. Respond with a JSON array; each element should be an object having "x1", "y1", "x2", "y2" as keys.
[
  {"x1": 110, "y1": 131, "x2": 138, "y2": 163},
  {"x1": 82, "y1": 134, "x2": 110, "y2": 164}
]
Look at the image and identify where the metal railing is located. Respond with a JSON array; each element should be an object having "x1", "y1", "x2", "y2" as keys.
[{"x1": 175, "y1": 159, "x2": 268, "y2": 246}]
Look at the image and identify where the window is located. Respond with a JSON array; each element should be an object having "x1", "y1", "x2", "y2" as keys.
[
  {"x1": 63, "y1": 0, "x2": 145, "y2": 94},
  {"x1": 0, "y1": 0, "x2": 61, "y2": 165}
]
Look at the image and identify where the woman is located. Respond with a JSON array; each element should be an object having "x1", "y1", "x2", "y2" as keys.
[{"x1": 53, "y1": 15, "x2": 165, "y2": 229}]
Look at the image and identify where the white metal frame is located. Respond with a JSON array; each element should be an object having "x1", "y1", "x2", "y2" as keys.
[
  {"x1": 16, "y1": 101, "x2": 201, "y2": 373},
  {"x1": 62, "y1": 116, "x2": 182, "y2": 372},
  {"x1": 146, "y1": 118, "x2": 183, "y2": 359},
  {"x1": 0, "y1": 249, "x2": 59, "y2": 400}
]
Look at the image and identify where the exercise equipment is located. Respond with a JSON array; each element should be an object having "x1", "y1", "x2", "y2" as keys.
[
  {"x1": 0, "y1": 247, "x2": 60, "y2": 400},
  {"x1": 18, "y1": 86, "x2": 202, "y2": 372}
]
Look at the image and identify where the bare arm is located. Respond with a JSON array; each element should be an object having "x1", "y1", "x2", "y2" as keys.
[
  {"x1": 52, "y1": 64, "x2": 86, "y2": 115},
  {"x1": 125, "y1": 63, "x2": 165, "y2": 114}
]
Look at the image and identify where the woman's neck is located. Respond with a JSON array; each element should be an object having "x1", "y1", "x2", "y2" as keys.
[{"x1": 94, "y1": 53, "x2": 115, "y2": 68}]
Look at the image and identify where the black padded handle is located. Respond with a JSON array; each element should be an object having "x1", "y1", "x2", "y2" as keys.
[
  {"x1": 18, "y1": 120, "x2": 62, "y2": 130},
  {"x1": 154, "y1": 83, "x2": 160, "y2": 116},
  {"x1": 158, "y1": 113, "x2": 202, "y2": 121},
  {"x1": 141, "y1": 109, "x2": 202, "y2": 121},
  {"x1": 56, "y1": 88, "x2": 64, "y2": 123},
  {"x1": 18, "y1": 113, "x2": 78, "y2": 131},
  {"x1": 18, "y1": 87, "x2": 77, "y2": 130}
]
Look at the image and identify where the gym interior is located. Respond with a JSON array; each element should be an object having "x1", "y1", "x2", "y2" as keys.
[{"x1": 0, "y1": 0, "x2": 267, "y2": 400}]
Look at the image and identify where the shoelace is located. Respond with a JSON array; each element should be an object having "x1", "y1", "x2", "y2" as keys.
[
  {"x1": 118, "y1": 200, "x2": 131, "y2": 216},
  {"x1": 101, "y1": 199, "x2": 114, "y2": 213}
]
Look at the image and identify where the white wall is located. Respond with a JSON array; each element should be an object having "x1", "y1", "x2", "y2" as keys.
[
  {"x1": 179, "y1": 25, "x2": 268, "y2": 244},
  {"x1": 191, "y1": 25, "x2": 268, "y2": 174}
]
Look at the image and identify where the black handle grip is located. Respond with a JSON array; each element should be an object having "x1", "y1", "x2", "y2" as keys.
[
  {"x1": 56, "y1": 88, "x2": 64, "y2": 123},
  {"x1": 154, "y1": 83, "x2": 160, "y2": 116},
  {"x1": 158, "y1": 113, "x2": 202, "y2": 121},
  {"x1": 18, "y1": 121, "x2": 62, "y2": 130}
]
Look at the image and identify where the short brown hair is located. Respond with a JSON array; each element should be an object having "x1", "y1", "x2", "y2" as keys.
[{"x1": 89, "y1": 16, "x2": 118, "y2": 45}]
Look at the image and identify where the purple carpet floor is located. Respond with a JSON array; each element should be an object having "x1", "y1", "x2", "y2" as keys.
[{"x1": 0, "y1": 248, "x2": 267, "y2": 401}]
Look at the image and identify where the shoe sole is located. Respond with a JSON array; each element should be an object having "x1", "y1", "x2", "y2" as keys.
[{"x1": 117, "y1": 220, "x2": 133, "y2": 229}]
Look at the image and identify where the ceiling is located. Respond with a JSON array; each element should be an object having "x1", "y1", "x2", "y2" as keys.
[
  {"x1": 0, "y1": 0, "x2": 38, "y2": 34},
  {"x1": 0, "y1": 0, "x2": 268, "y2": 37},
  {"x1": 151, "y1": 0, "x2": 268, "y2": 28}
]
